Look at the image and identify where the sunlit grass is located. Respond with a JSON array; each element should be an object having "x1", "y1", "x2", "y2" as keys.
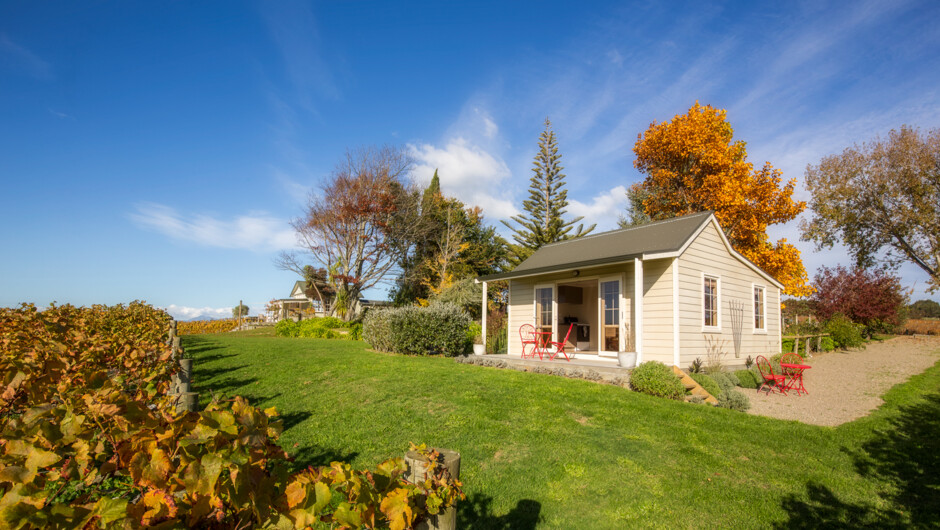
[{"x1": 184, "y1": 334, "x2": 940, "y2": 528}]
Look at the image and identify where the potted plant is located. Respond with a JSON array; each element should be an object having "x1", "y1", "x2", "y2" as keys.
[
  {"x1": 617, "y1": 351, "x2": 637, "y2": 368},
  {"x1": 468, "y1": 322, "x2": 485, "y2": 355},
  {"x1": 618, "y1": 332, "x2": 637, "y2": 368}
]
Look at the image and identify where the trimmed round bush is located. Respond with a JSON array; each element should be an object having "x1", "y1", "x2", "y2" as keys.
[
  {"x1": 820, "y1": 336, "x2": 835, "y2": 351},
  {"x1": 316, "y1": 316, "x2": 345, "y2": 329},
  {"x1": 630, "y1": 361, "x2": 685, "y2": 400},
  {"x1": 734, "y1": 369, "x2": 760, "y2": 389},
  {"x1": 717, "y1": 388, "x2": 751, "y2": 412},
  {"x1": 363, "y1": 304, "x2": 471, "y2": 356},
  {"x1": 362, "y1": 310, "x2": 394, "y2": 352},
  {"x1": 690, "y1": 373, "x2": 722, "y2": 398}
]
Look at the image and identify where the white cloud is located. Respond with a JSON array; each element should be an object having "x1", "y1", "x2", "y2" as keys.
[
  {"x1": 162, "y1": 304, "x2": 241, "y2": 320},
  {"x1": 0, "y1": 33, "x2": 53, "y2": 80},
  {"x1": 566, "y1": 185, "x2": 628, "y2": 232},
  {"x1": 130, "y1": 203, "x2": 297, "y2": 252},
  {"x1": 409, "y1": 138, "x2": 519, "y2": 220}
]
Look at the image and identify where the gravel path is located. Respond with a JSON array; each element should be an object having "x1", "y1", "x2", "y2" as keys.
[{"x1": 747, "y1": 335, "x2": 940, "y2": 426}]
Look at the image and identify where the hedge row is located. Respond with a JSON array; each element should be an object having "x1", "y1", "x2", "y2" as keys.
[{"x1": 363, "y1": 304, "x2": 471, "y2": 356}]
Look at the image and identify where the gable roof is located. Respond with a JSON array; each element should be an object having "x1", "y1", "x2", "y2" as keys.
[
  {"x1": 290, "y1": 281, "x2": 306, "y2": 297},
  {"x1": 479, "y1": 211, "x2": 783, "y2": 289}
]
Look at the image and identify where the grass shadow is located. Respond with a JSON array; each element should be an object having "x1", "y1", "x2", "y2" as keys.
[
  {"x1": 776, "y1": 393, "x2": 940, "y2": 527},
  {"x1": 290, "y1": 444, "x2": 360, "y2": 471},
  {"x1": 458, "y1": 493, "x2": 542, "y2": 529}
]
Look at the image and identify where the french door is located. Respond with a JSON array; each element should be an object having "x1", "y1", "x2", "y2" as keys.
[
  {"x1": 600, "y1": 278, "x2": 622, "y2": 352},
  {"x1": 534, "y1": 285, "x2": 554, "y2": 347}
]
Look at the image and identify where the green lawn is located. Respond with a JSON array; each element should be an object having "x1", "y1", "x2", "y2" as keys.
[{"x1": 183, "y1": 331, "x2": 940, "y2": 528}]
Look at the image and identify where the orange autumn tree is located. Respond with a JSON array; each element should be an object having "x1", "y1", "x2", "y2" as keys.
[{"x1": 631, "y1": 102, "x2": 813, "y2": 296}]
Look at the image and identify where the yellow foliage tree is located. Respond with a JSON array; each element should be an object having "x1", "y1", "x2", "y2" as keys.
[{"x1": 632, "y1": 102, "x2": 813, "y2": 296}]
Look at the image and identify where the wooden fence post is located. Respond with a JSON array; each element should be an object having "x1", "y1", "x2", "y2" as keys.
[{"x1": 405, "y1": 449, "x2": 460, "y2": 530}]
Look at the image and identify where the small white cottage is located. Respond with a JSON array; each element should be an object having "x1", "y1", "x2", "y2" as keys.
[{"x1": 478, "y1": 211, "x2": 782, "y2": 368}]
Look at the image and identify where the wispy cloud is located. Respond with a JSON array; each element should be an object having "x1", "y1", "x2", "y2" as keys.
[
  {"x1": 260, "y1": 0, "x2": 339, "y2": 114},
  {"x1": 162, "y1": 304, "x2": 241, "y2": 320},
  {"x1": 48, "y1": 108, "x2": 72, "y2": 120},
  {"x1": 0, "y1": 33, "x2": 53, "y2": 80},
  {"x1": 409, "y1": 138, "x2": 518, "y2": 221},
  {"x1": 129, "y1": 203, "x2": 297, "y2": 252}
]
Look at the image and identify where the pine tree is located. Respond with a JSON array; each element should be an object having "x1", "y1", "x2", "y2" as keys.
[{"x1": 502, "y1": 118, "x2": 595, "y2": 264}]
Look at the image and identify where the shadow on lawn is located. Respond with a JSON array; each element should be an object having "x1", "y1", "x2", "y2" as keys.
[
  {"x1": 458, "y1": 493, "x2": 541, "y2": 529},
  {"x1": 290, "y1": 444, "x2": 360, "y2": 470},
  {"x1": 776, "y1": 393, "x2": 940, "y2": 528}
]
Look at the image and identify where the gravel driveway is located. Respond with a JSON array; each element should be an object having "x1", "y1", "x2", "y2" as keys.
[{"x1": 747, "y1": 335, "x2": 940, "y2": 426}]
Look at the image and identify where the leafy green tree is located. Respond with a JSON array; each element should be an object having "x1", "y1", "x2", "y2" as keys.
[
  {"x1": 503, "y1": 118, "x2": 595, "y2": 264},
  {"x1": 618, "y1": 183, "x2": 653, "y2": 228},
  {"x1": 802, "y1": 126, "x2": 940, "y2": 292},
  {"x1": 392, "y1": 171, "x2": 508, "y2": 305},
  {"x1": 232, "y1": 303, "x2": 249, "y2": 318},
  {"x1": 909, "y1": 299, "x2": 940, "y2": 319}
]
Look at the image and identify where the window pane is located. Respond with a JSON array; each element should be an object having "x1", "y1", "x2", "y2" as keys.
[
  {"x1": 754, "y1": 287, "x2": 764, "y2": 329},
  {"x1": 703, "y1": 277, "x2": 717, "y2": 327},
  {"x1": 601, "y1": 281, "x2": 619, "y2": 326}
]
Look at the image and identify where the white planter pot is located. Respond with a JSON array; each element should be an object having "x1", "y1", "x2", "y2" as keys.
[
  {"x1": 473, "y1": 344, "x2": 485, "y2": 355},
  {"x1": 618, "y1": 351, "x2": 637, "y2": 368}
]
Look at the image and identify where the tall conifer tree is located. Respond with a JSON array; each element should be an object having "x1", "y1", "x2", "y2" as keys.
[{"x1": 503, "y1": 118, "x2": 595, "y2": 264}]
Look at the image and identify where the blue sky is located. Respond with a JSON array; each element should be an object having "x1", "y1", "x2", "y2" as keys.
[{"x1": 2, "y1": 0, "x2": 939, "y2": 319}]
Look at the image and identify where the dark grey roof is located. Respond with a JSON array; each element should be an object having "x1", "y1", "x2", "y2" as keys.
[{"x1": 480, "y1": 211, "x2": 714, "y2": 281}]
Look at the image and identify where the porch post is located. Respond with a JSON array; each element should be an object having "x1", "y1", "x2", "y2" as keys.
[
  {"x1": 481, "y1": 281, "x2": 488, "y2": 349},
  {"x1": 634, "y1": 258, "x2": 644, "y2": 364}
]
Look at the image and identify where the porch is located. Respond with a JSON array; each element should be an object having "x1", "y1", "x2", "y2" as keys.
[
  {"x1": 468, "y1": 353, "x2": 632, "y2": 378},
  {"x1": 479, "y1": 258, "x2": 646, "y2": 359}
]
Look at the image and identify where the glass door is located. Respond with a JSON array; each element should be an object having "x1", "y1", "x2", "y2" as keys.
[
  {"x1": 600, "y1": 279, "x2": 621, "y2": 352},
  {"x1": 535, "y1": 286, "x2": 554, "y2": 348}
]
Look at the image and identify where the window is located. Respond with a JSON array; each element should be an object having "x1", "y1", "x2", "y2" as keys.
[
  {"x1": 703, "y1": 275, "x2": 719, "y2": 328},
  {"x1": 754, "y1": 286, "x2": 766, "y2": 331}
]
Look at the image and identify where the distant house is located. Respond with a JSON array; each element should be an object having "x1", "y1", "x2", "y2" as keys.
[
  {"x1": 271, "y1": 281, "x2": 331, "y2": 321},
  {"x1": 271, "y1": 281, "x2": 390, "y2": 321},
  {"x1": 478, "y1": 212, "x2": 782, "y2": 368}
]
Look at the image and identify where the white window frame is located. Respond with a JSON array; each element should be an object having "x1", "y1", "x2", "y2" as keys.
[
  {"x1": 533, "y1": 284, "x2": 556, "y2": 339},
  {"x1": 701, "y1": 273, "x2": 721, "y2": 332},
  {"x1": 752, "y1": 284, "x2": 767, "y2": 334}
]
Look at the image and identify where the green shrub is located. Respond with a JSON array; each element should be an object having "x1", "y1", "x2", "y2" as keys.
[
  {"x1": 316, "y1": 316, "x2": 346, "y2": 329},
  {"x1": 630, "y1": 361, "x2": 686, "y2": 400},
  {"x1": 488, "y1": 325, "x2": 508, "y2": 354},
  {"x1": 690, "y1": 373, "x2": 722, "y2": 398},
  {"x1": 467, "y1": 322, "x2": 483, "y2": 344},
  {"x1": 364, "y1": 304, "x2": 471, "y2": 356},
  {"x1": 781, "y1": 338, "x2": 795, "y2": 352},
  {"x1": 348, "y1": 322, "x2": 363, "y2": 341},
  {"x1": 717, "y1": 388, "x2": 751, "y2": 412},
  {"x1": 734, "y1": 369, "x2": 760, "y2": 389},
  {"x1": 821, "y1": 336, "x2": 835, "y2": 351},
  {"x1": 274, "y1": 319, "x2": 300, "y2": 337},
  {"x1": 689, "y1": 357, "x2": 704, "y2": 374},
  {"x1": 710, "y1": 372, "x2": 735, "y2": 394},
  {"x1": 826, "y1": 313, "x2": 865, "y2": 349},
  {"x1": 362, "y1": 310, "x2": 394, "y2": 352}
]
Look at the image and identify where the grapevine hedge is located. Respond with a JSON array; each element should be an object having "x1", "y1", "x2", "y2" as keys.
[{"x1": 0, "y1": 302, "x2": 462, "y2": 529}]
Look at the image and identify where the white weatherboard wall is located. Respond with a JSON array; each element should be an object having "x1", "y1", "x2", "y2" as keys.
[
  {"x1": 640, "y1": 258, "x2": 675, "y2": 364},
  {"x1": 677, "y1": 222, "x2": 781, "y2": 367}
]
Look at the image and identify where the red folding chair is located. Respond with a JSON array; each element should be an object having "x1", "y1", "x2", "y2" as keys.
[
  {"x1": 547, "y1": 324, "x2": 575, "y2": 361},
  {"x1": 756, "y1": 355, "x2": 788, "y2": 395},
  {"x1": 519, "y1": 324, "x2": 537, "y2": 359}
]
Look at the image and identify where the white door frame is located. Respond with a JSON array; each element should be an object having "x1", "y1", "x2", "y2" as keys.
[{"x1": 598, "y1": 276, "x2": 623, "y2": 357}]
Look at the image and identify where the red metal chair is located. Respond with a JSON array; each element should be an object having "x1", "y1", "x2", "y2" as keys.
[
  {"x1": 547, "y1": 324, "x2": 575, "y2": 361},
  {"x1": 519, "y1": 324, "x2": 537, "y2": 359},
  {"x1": 756, "y1": 355, "x2": 788, "y2": 395}
]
